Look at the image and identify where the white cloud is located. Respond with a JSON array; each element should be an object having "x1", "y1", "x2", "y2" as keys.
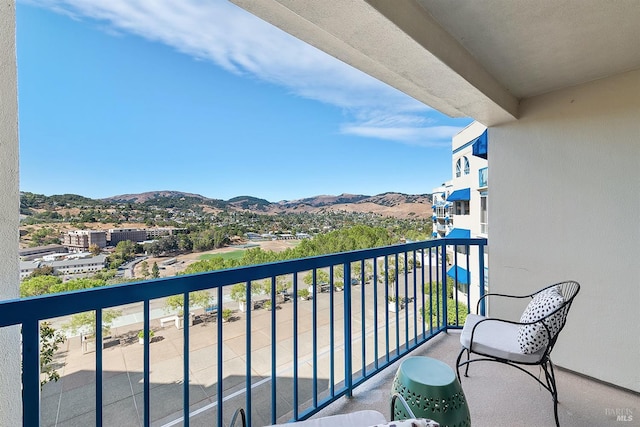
[
  {"x1": 341, "y1": 124, "x2": 463, "y2": 147},
  {"x1": 26, "y1": 0, "x2": 464, "y2": 145}
]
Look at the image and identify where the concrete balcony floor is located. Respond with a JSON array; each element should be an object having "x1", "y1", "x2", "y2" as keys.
[
  {"x1": 41, "y1": 296, "x2": 637, "y2": 427},
  {"x1": 310, "y1": 332, "x2": 638, "y2": 427}
]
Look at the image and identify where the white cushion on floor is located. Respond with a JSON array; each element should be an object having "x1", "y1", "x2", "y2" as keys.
[
  {"x1": 460, "y1": 314, "x2": 545, "y2": 364},
  {"x1": 371, "y1": 419, "x2": 440, "y2": 427},
  {"x1": 269, "y1": 410, "x2": 387, "y2": 427}
]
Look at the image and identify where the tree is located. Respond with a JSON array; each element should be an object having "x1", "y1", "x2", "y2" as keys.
[
  {"x1": 421, "y1": 277, "x2": 467, "y2": 326},
  {"x1": 88, "y1": 243, "x2": 101, "y2": 256},
  {"x1": 261, "y1": 276, "x2": 290, "y2": 295},
  {"x1": 165, "y1": 291, "x2": 211, "y2": 316},
  {"x1": 229, "y1": 282, "x2": 262, "y2": 303},
  {"x1": 49, "y1": 278, "x2": 106, "y2": 294},
  {"x1": 29, "y1": 227, "x2": 61, "y2": 246},
  {"x1": 151, "y1": 262, "x2": 160, "y2": 278},
  {"x1": 421, "y1": 298, "x2": 468, "y2": 327},
  {"x1": 378, "y1": 256, "x2": 405, "y2": 300},
  {"x1": 178, "y1": 234, "x2": 193, "y2": 252},
  {"x1": 27, "y1": 265, "x2": 55, "y2": 279},
  {"x1": 20, "y1": 275, "x2": 62, "y2": 297},
  {"x1": 109, "y1": 240, "x2": 137, "y2": 268},
  {"x1": 39, "y1": 321, "x2": 65, "y2": 387},
  {"x1": 139, "y1": 260, "x2": 150, "y2": 278},
  {"x1": 230, "y1": 283, "x2": 247, "y2": 303},
  {"x1": 303, "y1": 270, "x2": 330, "y2": 286},
  {"x1": 63, "y1": 309, "x2": 122, "y2": 338}
]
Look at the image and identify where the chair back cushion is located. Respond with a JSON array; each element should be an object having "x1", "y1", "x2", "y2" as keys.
[{"x1": 517, "y1": 286, "x2": 565, "y2": 353}]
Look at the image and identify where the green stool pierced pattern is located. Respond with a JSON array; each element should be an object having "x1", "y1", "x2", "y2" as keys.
[{"x1": 391, "y1": 356, "x2": 470, "y2": 427}]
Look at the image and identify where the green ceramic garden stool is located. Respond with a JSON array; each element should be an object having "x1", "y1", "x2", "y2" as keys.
[{"x1": 391, "y1": 356, "x2": 470, "y2": 427}]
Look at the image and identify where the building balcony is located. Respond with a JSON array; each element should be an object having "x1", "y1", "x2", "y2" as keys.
[
  {"x1": 1, "y1": 238, "x2": 636, "y2": 426},
  {"x1": 313, "y1": 333, "x2": 637, "y2": 427}
]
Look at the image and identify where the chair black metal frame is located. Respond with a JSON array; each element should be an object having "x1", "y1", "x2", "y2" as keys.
[
  {"x1": 391, "y1": 392, "x2": 417, "y2": 421},
  {"x1": 229, "y1": 394, "x2": 419, "y2": 427},
  {"x1": 456, "y1": 280, "x2": 580, "y2": 427}
]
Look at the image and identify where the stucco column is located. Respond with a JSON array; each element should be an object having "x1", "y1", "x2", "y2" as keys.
[{"x1": 0, "y1": 1, "x2": 22, "y2": 424}]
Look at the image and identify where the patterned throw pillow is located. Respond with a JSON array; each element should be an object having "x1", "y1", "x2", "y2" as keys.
[
  {"x1": 370, "y1": 420, "x2": 440, "y2": 427},
  {"x1": 517, "y1": 286, "x2": 565, "y2": 354}
]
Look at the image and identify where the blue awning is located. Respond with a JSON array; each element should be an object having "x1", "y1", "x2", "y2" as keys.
[
  {"x1": 447, "y1": 228, "x2": 470, "y2": 239},
  {"x1": 471, "y1": 129, "x2": 488, "y2": 159},
  {"x1": 446, "y1": 188, "x2": 470, "y2": 201},
  {"x1": 447, "y1": 266, "x2": 470, "y2": 285}
]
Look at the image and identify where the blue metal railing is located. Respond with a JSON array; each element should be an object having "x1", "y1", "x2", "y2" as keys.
[{"x1": 0, "y1": 237, "x2": 486, "y2": 427}]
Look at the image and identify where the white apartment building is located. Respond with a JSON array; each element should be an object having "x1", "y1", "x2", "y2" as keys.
[
  {"x1": 431, "y1": 182, "x2": 453, "y2": 238},
  {"x1": 49, "y1": 254, "x2": 108, "y2": 276},
  {"x1": 433, "y1": 121, "x2": 488, "y2": 308},
  {"x1": 19, "y1": 254, "x2": 108, "y2": 279},
  {"x1": 19, "y1": 260, "x2": 41, "y2": 280}
]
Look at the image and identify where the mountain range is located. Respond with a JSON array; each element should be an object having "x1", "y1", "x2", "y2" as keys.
[{"x1": 101, "y1": 191, "x2": 433, "y2": 219}]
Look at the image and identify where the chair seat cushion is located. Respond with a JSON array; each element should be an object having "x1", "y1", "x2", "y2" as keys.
[
  {"x1": 517, "y1": 286, "x2": 565, "y2": 353},
  {"x1": 460, "y1": 314, "x2": 545, "y2": 364}
]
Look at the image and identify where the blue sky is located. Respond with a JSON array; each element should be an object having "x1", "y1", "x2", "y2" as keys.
[{"x1": 16, "y1": 1, "x2": 472, "y2": 202}]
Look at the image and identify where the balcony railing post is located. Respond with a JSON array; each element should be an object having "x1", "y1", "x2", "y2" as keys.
[
  {"x1": 479, "y1": 244, "x2": 486, "y2": 316},
  {"x1": 245, "y1": 281, "x2": 252, "y2": 426},
  {"x1": 329, "y1": 266, "x2": 335, "y2": 397},
  {"x1": 96, "y1": 309, "x2": 103, "y2": 427},
  {"x1": 270, "y1": 276, "x2": 277, "y2": 425},
  {"x1": 292, "y1": 273, "x2": 299, "y2": 420},
  {"x1": 143, "y1": 300, "x2": 151, "y2": 427},
  {"x1": 183, "y1": 292, "x2": 190, "y2": 427},
  {"x1": 312, "y1": 270, "x2": 318, "y2": 407},
  {"x1": 216, "y1": 286, "x2": 224, "y2": 427},
  {"x1": 358, "y1": 260, "x2": 365, "y2": 376},
  {"x1": 22, "y1": 319, "x2": 39, "y2": 427},
  {"x1": 441, "y1": 242, "x2": 448, "y2": 330},
  {"x1": 344, "y1": 262, "x2": 353, "y2": 397}
]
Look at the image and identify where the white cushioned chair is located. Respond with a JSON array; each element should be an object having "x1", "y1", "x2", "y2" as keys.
[{"x1": 456, "y1": 280, "x2": 580, "y2": 427}]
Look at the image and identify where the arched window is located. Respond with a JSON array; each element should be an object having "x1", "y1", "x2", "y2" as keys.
[
  {"x1": 456, "y1": 159, "x2": 462, "y2": 177},
  {"x1": 463, "y1": 156, "x2": 470, "y2": 175}
]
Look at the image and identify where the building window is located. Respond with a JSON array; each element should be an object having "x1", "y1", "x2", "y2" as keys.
[
  {"x1": 455, "y1": 200, "x2": 470, "y2": 215},
  {"x1": 478, "y1": 167, "x2": 488, "y2": 187},
  {"x1": 480, "y1": 192, "x2": 488, "y2": 234},
  {"x1": 463, "y1": 156, "x2": 470, "y2": 175},
  {"x1": 458, "y1": 281, "x2": 469, "y2": 295},
  {"x1": 456, "y1": 159, "x2": 462, "y2": 177}
]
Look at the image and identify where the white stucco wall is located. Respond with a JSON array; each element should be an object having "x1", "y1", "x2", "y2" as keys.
[
  {"x1": 0, "y1": 1, "x2": 23, "y2": 423},
  {"x1": 489, "y1": 69, "x2": 640, "y2": 392}
]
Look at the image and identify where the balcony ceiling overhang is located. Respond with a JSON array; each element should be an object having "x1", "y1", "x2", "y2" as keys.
[{"x1": 230, "y1": 0, "x2": 640, "y2": 127}]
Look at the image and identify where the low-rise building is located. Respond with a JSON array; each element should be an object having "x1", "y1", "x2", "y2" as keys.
[
  {"x1": 63, "y1": 230, "x2": 107, "y2": 252},
  {"x1": 107, "y1": 228, "x2": 147, "y2": 245},
  {"x1": 49, "y1": 254, "x2": 108, "y2": 276},
  {"x1": 145, "y1": 227, "x2": 188, "y2": 239},
  {"x1": 19, "y1": 244, "x2": 67, "y2": 261},
  {"x1": 19, "y1": 260, "x2": 41, "y2": 280}
]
